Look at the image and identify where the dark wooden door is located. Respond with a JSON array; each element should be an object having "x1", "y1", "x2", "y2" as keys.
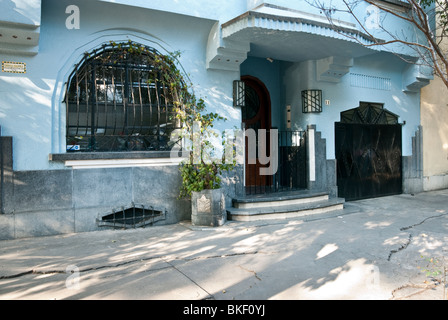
[{"x1": 241, "y1": 76, "x2": 271, "y2": 190}]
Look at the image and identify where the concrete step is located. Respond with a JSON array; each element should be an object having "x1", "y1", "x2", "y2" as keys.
[
  {"x1": 232, "y1": 191, "x2": 330, "y2": 209},
  {"x1": 228, "y1": 192, "x2": 345, "y2": 222}
]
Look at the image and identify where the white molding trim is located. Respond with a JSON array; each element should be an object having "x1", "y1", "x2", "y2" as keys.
[{"x1": 64, "y1": 157, "x2": 185, "y2": 169}]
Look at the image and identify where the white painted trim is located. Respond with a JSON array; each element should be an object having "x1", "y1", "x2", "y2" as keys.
[
  {"x1": 308, "y1": 128, "x2": 316, "y2": 182},
  {"x1": 64, "y1": 157, "x2": 184, "y2": 169},
  {"x1": 254, "y1": 3, "x2": 357, "y2": 29},
  {"x1": 235, "y1": 194, "x2": 329, "y2": 209}
]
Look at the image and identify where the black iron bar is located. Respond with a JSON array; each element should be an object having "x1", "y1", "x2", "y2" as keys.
[
  {"x1": 120, "y1": 67, "x2": 126, "y2": 139},
  {"x1": 84, "y1": 66, "x2": 90, "y2": 141},
  {"x1": 75, "y1": 69, "x2": 81, "y2": 138},
  {"x1": 137, "y1": 70, "x2": 144, "y2": 135},
  {"x1": 147, "y1": 77, "x2": 153, "y2": 139},
  {"x1": 245, "y1": 130, "x2": 306, "y2": 195},
  {"x1": 111, "y1": 68, "x2": 118, "y2": 136},
  {"x1": 90, "y1": 64, "x2": 96, "y2": 151},
  {"x1": 124, "y1": 59, "x2": 129, "y2": 138},
  {"x1": 156, "y1": 72, "x2": 161, "y2": 148},
  {"x1": 102, "y1": 67, "x2": 108, "y2": 137},
  {"x1": 129, "y1": 69, "x2": 136, "y2": 136},
  {"x1": 132, "y1": 205, "x2": 135, "y2": 228}
]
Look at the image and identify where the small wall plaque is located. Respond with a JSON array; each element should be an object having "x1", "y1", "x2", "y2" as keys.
[{"x1": 2, "y1": 61, "x2": 26, "y2": 74}]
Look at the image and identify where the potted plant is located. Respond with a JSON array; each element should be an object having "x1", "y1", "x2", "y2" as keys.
[
  {"x1": 176, "y1": 99, "x2": 236, "y2": 227},
  {"x1": 148, "y1": 48, "x2": 235, "y2": 226}
]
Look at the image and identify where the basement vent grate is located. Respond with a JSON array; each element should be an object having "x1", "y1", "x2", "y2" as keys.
[{"x1": 97, "y1": 204, "x2": 166, "y2": 229}]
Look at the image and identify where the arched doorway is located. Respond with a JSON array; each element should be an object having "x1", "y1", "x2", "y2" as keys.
[{"x1": 241, "y1": 76, "x2": 271, "y2": 193}]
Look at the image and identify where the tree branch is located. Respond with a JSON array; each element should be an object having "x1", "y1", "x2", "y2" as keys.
[{"x1": 308, "y1": 0, "x2": 448, "y2": 89}]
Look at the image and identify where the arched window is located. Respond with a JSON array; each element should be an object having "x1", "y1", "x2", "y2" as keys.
[{"x1": 65, "y1": 41, "x2": 183, "y2": 152}]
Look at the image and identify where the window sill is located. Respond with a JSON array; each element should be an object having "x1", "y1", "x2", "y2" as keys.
[{"x1": 49, "y1": 151, "x2": 186, "y2": 169}]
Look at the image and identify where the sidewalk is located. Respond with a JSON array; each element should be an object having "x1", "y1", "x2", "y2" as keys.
[{"x1": 1, "y1": 189, "x2": 447, "y2": 300}]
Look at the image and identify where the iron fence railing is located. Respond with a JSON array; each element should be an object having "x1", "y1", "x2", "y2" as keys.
[{"x1": 245, "y1": 130, "x2": 307, "y2": 195}]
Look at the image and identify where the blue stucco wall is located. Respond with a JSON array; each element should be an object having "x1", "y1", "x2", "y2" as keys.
[
  {"x1": 0, "y1": 0, "x2": 240, "y2": 171},
  {"x1": 280, "y1": 53, "x2": 420, "y2": 159},
  {"x1": 239, "y1": 52, "x2": 421, "y2": 159},
  {"x1": 0, "y1": 0, "x2": 429, "y2": 238},
  {"x1": 0, "y1": 0, "x2": 425, "y2": 171}
]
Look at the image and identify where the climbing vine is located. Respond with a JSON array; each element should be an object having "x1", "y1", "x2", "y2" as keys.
[{"x1": 104, "y1": 40, "x2": 235, "y2": 198}]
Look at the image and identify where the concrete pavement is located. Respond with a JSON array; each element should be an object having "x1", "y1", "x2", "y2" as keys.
[{"x1": 0, "y1": 189, "x2": 447, "y2": 300}]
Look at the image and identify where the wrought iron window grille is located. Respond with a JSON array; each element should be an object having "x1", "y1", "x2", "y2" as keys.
[
  {"x1": 65, "y1": 41, "x2": 184, "y2": 152},
  {"x1": 97, "y1": 204, "x2": 166, "y2": 229},
  {"x1": 233, "y1": 80, "x2": 246, "y2": 107},
  {"x1": 302, "y1": 90, "x2": 322, "y2": 113}
]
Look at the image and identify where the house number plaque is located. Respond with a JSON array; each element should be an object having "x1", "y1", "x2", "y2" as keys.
[{"x1": 2, "y1": 61, "x2": 26, "y2": 74}]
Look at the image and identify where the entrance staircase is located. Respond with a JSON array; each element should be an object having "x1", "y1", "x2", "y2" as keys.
[{"x1": 227, "y1": 191, "x2": 345, "y2": 222}]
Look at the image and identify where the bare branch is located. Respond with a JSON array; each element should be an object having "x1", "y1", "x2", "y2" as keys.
[{"x1": 307, "y1": 0, "x2": 448, "y2": 89}]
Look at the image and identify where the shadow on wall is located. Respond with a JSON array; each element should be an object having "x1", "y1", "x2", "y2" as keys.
[{"x1": 1, "y1": 0, "x2": 37, "y2": 25}]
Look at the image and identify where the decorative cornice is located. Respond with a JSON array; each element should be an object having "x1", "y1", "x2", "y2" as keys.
[
  {"x1": 206, "y1": 8, "x2": 382, "y2": 72},
  {"x1": 221, "y1": 10, "x2": 380, "y2": 46}
]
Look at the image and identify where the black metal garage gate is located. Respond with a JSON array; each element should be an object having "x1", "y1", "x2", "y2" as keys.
[{"x1": 335, "y1": 103, "x2": 402, "y2": 201}]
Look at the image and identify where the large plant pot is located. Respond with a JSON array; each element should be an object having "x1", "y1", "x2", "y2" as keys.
[{"x1": 191, "y1": 188, "x2": 226, "y2": 227}]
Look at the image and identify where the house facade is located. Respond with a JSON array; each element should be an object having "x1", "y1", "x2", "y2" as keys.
[
  {"x1": 0, "y1": 0, "x2": 432, "y2": 239},
  {"x1": 421, "y1": 77, "x2": 448, "y2": 191},
  {"x1": 419, "y1": 4, "x2": 448, "y2": 192}
]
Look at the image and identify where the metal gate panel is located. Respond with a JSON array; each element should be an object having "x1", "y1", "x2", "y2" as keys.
[
  {"x1": 335, "y1": 122, "x2": 402, "y2": 201},
  {"x1": 245, "y1": 130, "x2": 307, "y2": 195}
]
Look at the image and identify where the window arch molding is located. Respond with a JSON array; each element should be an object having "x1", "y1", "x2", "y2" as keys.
[
  {"x1": 52, "y1": 31, "x2": 179, "y2": 154},
  {"x1": 64, "y1": 40, "x2": 186, "y2": 153}
]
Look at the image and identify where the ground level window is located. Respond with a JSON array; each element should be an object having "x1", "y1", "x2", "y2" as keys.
[{"x1": 65, "y1": 41, "x2": 183, "y2": 152}]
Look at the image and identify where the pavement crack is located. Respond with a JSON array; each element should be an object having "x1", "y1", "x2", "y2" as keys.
[
  {"x1": 400, "y1": 213, "x2": 448, "y2": 231},
  {"x1": 391, "y1": 282, "x2": 438, "y2": 300},
  {"x1": 0, "y1": 251, "x2": 262, "y2": 281},
  {"x1": 238, "y1": 265, "x2": 261, "y2": 281},
  {"x1": 182, "y1": 251, "x2": 259, "y2": 262},
  {"x1": 388, "y1": 234, "x2": 413, "y2": 261},
  {"x1": 0, "y1": 270, "x2": 65, "y2": 280},
  {"x1": 388, "y1": 213, "x2": 448, "y2": 262},
  {"x1": 162, "y1": 258, "x2": 215, "y2": 300},
  {"x1": 0, "y1": 255, "x2": 166, "y2": 280}
]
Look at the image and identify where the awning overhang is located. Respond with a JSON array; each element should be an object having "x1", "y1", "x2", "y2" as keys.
[{"x1": 206, "y1": 5, "x2": 382, "y2": 72}]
